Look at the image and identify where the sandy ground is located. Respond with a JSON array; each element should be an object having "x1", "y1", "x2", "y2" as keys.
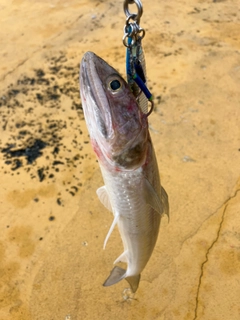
[{"x1": 0, "y1": 0, "x2": 240, "y2": 319}]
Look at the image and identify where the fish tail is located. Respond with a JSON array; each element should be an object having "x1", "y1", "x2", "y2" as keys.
[
  {"x1": 125, "y1": 274, "x2": 141, "y2": 293},
  {"x1": 103, "y1": 266, "x2": 141, "y2": 293}
]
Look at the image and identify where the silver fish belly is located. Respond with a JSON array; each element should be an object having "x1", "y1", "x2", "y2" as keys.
[{"x1": 80, "y1": 51, "x2": 169, "y2": 293}]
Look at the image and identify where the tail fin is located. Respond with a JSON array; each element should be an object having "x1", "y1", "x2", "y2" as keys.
[
  {"x1": 125, "y1": 274, "x2": 141, "y2": 293},
  {"x1": 103, "y1": 266, "x2": 141, "y2": 293}
]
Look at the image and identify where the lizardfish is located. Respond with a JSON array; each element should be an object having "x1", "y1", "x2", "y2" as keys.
[{"x1": 79, "y1": 52, "x2": 169, "y2": 293}]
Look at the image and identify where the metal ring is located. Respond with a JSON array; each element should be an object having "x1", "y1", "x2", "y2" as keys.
[
  {"x1": 122, "y1": 34, "x2": 136, "y2": 47},
  {"x1": 137, "y1": 28, "x2": 145, "y2": 40},
  {"x1": 123, "y1": 0, "x2": 143, "y2": 24},
  {"x1": 122, "y1": 33, "x2": 136, "y2": 47},
  {"x1": 122, "y1": 34, "x2": 129, "y2": 47},
  {"x1": 125, "y1": 14, "x2": 138, "y2": 26},
  {"x1": 124, "y1": 22, "x2": 139, "y2": 37}
]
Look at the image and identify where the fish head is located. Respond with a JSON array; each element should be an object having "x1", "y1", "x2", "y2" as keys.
[{"x1": 80, "y1": 51, "x2": 149, "y2": 170}]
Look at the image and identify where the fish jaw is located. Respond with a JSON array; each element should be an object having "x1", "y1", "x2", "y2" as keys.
[{"x1": 80, "y1": 51, "x2": 149, "y2": 170}]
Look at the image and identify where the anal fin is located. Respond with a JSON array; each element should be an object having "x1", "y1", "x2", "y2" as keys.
[{"x1": 114, "y1": 251, "x2": 128, "y2": 264}]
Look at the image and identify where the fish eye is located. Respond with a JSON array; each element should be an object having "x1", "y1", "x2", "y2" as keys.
[{"x1": 109, "y1": 79, "x2": 121, "y2": 92}]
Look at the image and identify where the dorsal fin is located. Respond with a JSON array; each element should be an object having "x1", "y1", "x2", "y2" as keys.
[{"x1": 161, "y1": 186, "x2": 170, "y2": 221}]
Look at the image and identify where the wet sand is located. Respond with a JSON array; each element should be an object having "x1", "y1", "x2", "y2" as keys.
[{"x1": 0, "y1": 0, "x2": 240, "y2": 319}]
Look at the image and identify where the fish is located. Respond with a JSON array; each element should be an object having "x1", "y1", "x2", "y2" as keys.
[{"x1": 79, "y1": 51, "x2": 169, "y2": 293}]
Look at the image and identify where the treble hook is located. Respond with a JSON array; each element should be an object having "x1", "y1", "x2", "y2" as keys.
[{"x1": 146, "y1": 100, "x2": 154, "y2": 117}]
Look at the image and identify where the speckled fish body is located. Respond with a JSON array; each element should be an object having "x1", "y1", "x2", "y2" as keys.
[{"x1": 80, "y1": 52, "x2": 169, "y2": 293}]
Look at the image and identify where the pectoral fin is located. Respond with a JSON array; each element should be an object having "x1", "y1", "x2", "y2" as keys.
[
  {"x1": 144, "y1": 178, "x2": 164, "y2": 215},
  {"x1": 96, "y1": 186, "x2": 112, "y2": 212}
]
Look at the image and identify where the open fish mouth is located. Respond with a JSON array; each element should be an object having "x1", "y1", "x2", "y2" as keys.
[{"x1": 80, "y1": 52, "x2": 113, "y2": 140}]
